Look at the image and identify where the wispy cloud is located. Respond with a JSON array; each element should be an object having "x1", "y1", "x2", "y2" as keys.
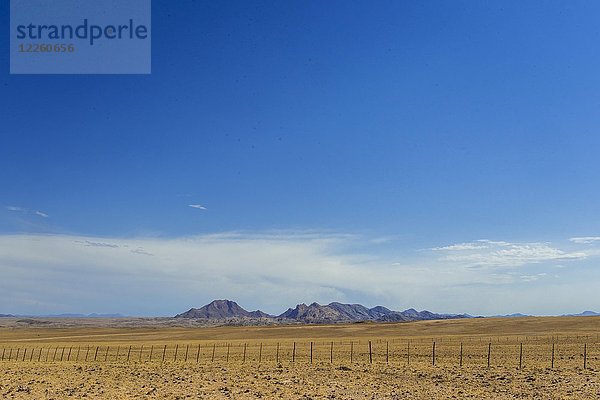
[
  {"x1": 188, "y1": 204, "x2": 207, "y2": 210},
  {"x1": 131, "y1": 247, "x2": 154, "y2": 256},
  {"x1": 431, "y1": 240, "x2": 510, "y2": 251},
  {"x1": 569, "y1": 237, "x2": 600, "y2": 244},
  {"x1": 6, "y1": 206, "x2": 49, "y2": 218},
  {"x1": 75, "y1": 240, "x2": 120, "y2": 248},
  {"x1": 431, "y1": 239, "x2": 586, "y2": 268},
  {"x1": 519, "y1": 272, "x2": 549, "y2": 282}
]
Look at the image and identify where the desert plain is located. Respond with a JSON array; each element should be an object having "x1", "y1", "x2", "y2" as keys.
[{"x1": 0, "y1": 316, "x2": 599, "y2": 399}]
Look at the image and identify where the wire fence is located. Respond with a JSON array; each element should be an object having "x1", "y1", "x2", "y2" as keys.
[{"x1": 0, "y1": 338, "x2": 597, "y2": 370}]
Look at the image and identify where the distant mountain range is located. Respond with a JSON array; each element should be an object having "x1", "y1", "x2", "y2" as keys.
[
  {"x1": 562, "y1": 311, "x2": 600, "y2": 317},
  {"x1": 490, "y1": 311, "x2": 600, "y2": 318},
  {"x1": 175, "y1": 300, "x2": 471, "y2": 324},
  {"x1": 2, "y1": 304, "x2": 597, "y2": 322},
  {"x1": 0, "y1": 313, "x2": 125, "y2": 318},
  {"x1": 490, "y1": 313, "x2": 531, "y2": 318}
]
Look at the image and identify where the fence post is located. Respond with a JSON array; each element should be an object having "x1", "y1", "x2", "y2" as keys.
[
  {"x1": 94, "y1": 347, "x2": 99, "y2": 362},
  {"x1": 276, "y1": 343, "x2": 279, "y2": 364},
  {"x1": 67, "y1": 347, "x2": 72, "y2": 362},
  {"x1": 243, "y1": 343, "x2": 246, "y2": 363},
  {"x1": 350, "y1": 342, "x2": 353, "y2": 364},
  {"x1": 149, "y1": 345, "x2": 153, "y2": 362},
  {"x1": 127, "y1": 346, "x2": 132, "y2": 362},
  {"x1": 407, "y1": 341, "x2": 410, "y2": 366},
  {"x1": 185, "y1": 344, "x2": 189, "y2": 362},
  {"x1": 162, "y1": 345, "x2": 166, "y2": 363},
  {"x1": 369, "y1": 341, "x2": 373, "y2": 364},
  {"x1": 85, "y1": 347, "x2": 90, "y2": 362},
  {"x1": 22, "y1": 348, "x2": 27, "y2": 362},
  {"x1": 386, "y1": 341, "x2": 389, "y2": 364},
  {"x1": 104, "y1": 347, "x2": 109, "y2": 362},
  {"x1": 292, "y1": 342, "x2": 295, "y2": 363},
  {"x1": 330, "y1": 342, "x2": 333, "y2": 364},
  {"x1": 519, "y1": 343, "x2": 523, "y2": 369},
  {"x1": 38, "y1": 348, "x2": 42, "y2": 362},
  {"x1": 196, "y1": 344, "x2": 200, "y2": 363},
  {"x1": 76, "y1": 347, "x2": 81, "y2": 362},
  {"x1": 139, "y1": 345, "x2": 143, "y2": 362},
  {"x1": 432, "y1": 342, "x2": 436, "y2": 366},
  {"x1": 460, "y1": 343, "x2": 463, "y2": 367},
  {"x1": 226, "y1": 343, "x2": 230, "y2": 363},
  {"x1": 61, "y1": 347, "x2": 65, "y2": 362},
  {"x1": 211, "y1": 344, "x2": 215, "y2": 363},
  {"x1": 1, "y1": 348, "x2": 4, "y2": 361},
  {"x1": 174, "y1": 344, "x2": 178, "y2": 362},
  {"x1": 310, "y1": 342, "x2": 313, "y2": 364},
  {"x1": 115, "y1": 346, "x2": 120, "y2": 362},
  {"x1": 583, "y1": 343, "x2": 587, "y2": 370},
  {"x1": 551, "y1": 343, "x2": 554, "y2": 369},
  {"x1": 487, "y1": 343, "x2": 491, "y2": 368},
  {"x1": 259, "y1": 343, "x2": 262, "y2": 365}
]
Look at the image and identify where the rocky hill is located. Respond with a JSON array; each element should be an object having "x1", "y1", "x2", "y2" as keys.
[
  {"x1": 175, "y1": 300, "x2": 271, "y2": 319},
  {"x1": 276, "y1": 303, "x2": 467, "y2": 323},
  {"x1": 176, "y1": 300, "x2": 469, "y2": 324},
  {"x1": 277, "y1": 302, "x2": 345, "y2": 323}
]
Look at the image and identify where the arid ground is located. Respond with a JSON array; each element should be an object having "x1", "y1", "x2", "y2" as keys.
[{"x1": 1, "y1": 317, "x2": 599, "y2": 399}]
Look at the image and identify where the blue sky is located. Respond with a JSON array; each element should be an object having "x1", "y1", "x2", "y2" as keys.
[{"x1": 1, "y1": 1, "x2": 600, "y2": 316}]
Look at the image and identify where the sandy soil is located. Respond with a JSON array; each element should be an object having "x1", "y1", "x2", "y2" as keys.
[
  {"x1": 1, "y1": 362, "x2": 599, "y2": 399},
  {"x1": 1, "y1": 317, "x2": 599, "y2": 399}
]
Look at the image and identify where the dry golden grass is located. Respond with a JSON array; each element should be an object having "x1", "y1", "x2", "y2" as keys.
[
  {"x1": 1, "y1": 315, "x2": 599, "y2": 343},
  {"x1": 1, "y1": 316, "x2": 599, "y2": 399}
]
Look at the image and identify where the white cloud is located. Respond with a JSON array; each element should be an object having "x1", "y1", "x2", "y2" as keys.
[
  {"x1": 35, "y1": 211, "x2": 49, "y2": 218},
  {"x1": 431, "y1": 240, "x2": 586, "y2": 268},
  {"x1": 0, "y1": 233, "x2": 597, "y2": 316},
  {"x1": 0, "y1": 232, "x2": 393, "y2": 315},
  {"x1": 6, "y1": 206, "x2": 25, "y2": 212},
  {"x1": 569, "y1": 237, "x2": 600, "y2": 244},
  {"x1": 188, "y1": 204, "x2": 207, "y2": 210}
]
